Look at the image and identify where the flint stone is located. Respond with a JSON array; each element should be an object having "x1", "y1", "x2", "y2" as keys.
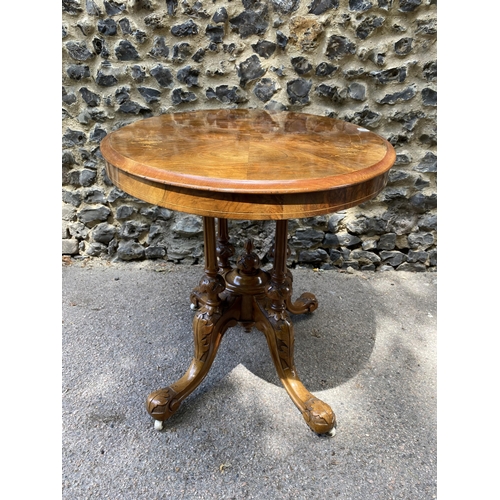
[
  {"x1": 272, "y1": 0, "x2": 300, "y2": 13},
  {"x1": 399, "y1": 0, "x2": 422, "y2": 12},
  {"x1": 68, "y1": 222, "x2": 89, "y2": 239},
  {"x1": 85, "y1": 242, "x2": 107, "y2": 256},
  {"x1": 415, "y1": 152, "x2": 437, "y2": 173},
  {"x1": 380, "y1": 250, "x2": 406, "y2": 266},
  {"x1": 66, "y1": 41, "x2": 94, "y2": 61},
  {"x1": 299, "y1": 249, "x2": 329, "y2": 263},
  {"x1": 172, "y1": 215, "x2": 203, "y2": 236},
  {"x1": 116, "y1": 205, "x2": 136, "y2": 219},
  {"x1": 62, "y1": 239, "x2": 79, "y2": 255},
  {"x1": 346, "y1": 216, "x2": 387, "y2": 235},
  {"x1": 287, "y1": 78, "x2": 312, "y2": 104},
  {"x1": 423, "y1": 61, "x2": 437, "y2": 82},
  {"x1": 252, "y1": 40, "x2": 277, "y2": 58},
  {"x1": 316, "y1": 84, "x2": 346, "y2": 102},
  {"x1": 131, "y1": 65, "x2": 146, "y2": 81},
  {"x1": 418, "y1": 214, "x2": 437, "y2": 231},
  {"x1": 172, "y1": 19, "x2": 199, "y2": 37},
  {"x1": 97, "y1": 18, "x2": 117, "y2": 36},
  {"x1": 254, "y1": 78, "x2": 277, "y2": 102},
  {"x1": 395, "y1": 37, "x2": 413, "y2": 55},
  {"x1": 78, "y1": 205, "x2": 111, "y2": 224},
  {"x1": 145, "y1": 246, "x2": 167, "y2": 259},
  {"x1": 63, "y1": 128, "x2": 87, "y2": 147},
  {"x1": 276, "y1": 31, "x2": 288, "y2": 49},
  {"x1": 151, "y1": 65, "x2": 174, "y2": 88},
  {"x1": 315, "y1": 62, "x2": 337, "y2": 77},
  {"x1": 408, "y1": 232, "x2": 434, "y2": 250},
  {"x1": 230, "y1": 8, "x2": 269, "y2": 39},
  {"x1": 422, "y1": 88, "x2": 437, "y2": 106},
  {"x1": 291, "y1": 228, "x2": 325, "y2": 248},
  {"x1": 172, "y1": 89, "x2": 197, "y2": 105},
  {"x1": 407, "y1": 250, "x2": 428, "y2": 263},
  {"x1": 149, "y1": 36, "x2": 169, "y2": 59},
  {"x1": 349, "y1": 108, "x2": 381, "y2": 127},
  {"x1": 325, "y1": 35, "x2": 356, "y2": 60},
  {"x1": 172, "y1": 43, "x2": 192, "y2": 63},
  {"x1": 192, "y1": 48, "x2": 205, "y2": 62},
  {"x1": 350, "y1": 250, "x2": 381, "y2": 264},
  {"x1": 348, "y1": 82, "x2": 366, "y2": 100},
  {"x1": 324, "y1": 232, "x2": 361, "y2": 248},
  {"x1": 79, "y1": 169, "x2": 96, "y2": 187},
  {"x1": 119, "y1": 18, "x2": 131, "y2": 34},
  {"x1": 83, "y1": 189, "x2": 106, "y2": 204},
  {"x1": 104, "y1": 1, "x2": 125, "y2": 16},
  {"x1": 237, "y1": 55, "x2": 266, "y2": 87},
  {"x1": 177, "y1": 66, "x2": 199, "y2": 87},
  {"x1": 116, "y1": 240, "x2": 145, "y2": 260},
  {"x1": 264, "y1": 100, "x2": 288, "y2": 111},
  {"x1": 79, "y1": 87, "x2": 100, "y2": 107},
  {"x1": 63, "y1": 190, "x2": 82, "y2": 207},
  {"x1": 140, "y1": 207, "x2": 172, "y2": 221},
  {"x1": 309, "y1": 0, "x2": 338, "y2": 15},
  {"x1": 291, "y1": 57, "x2": 312, "y2": 75},
  {"x1": 206, "y1": 86, "x2": 248, "y2": 103},
  {"x1": 86, "y1": 0, "x2": 101, "y2": 15},
  {"x1": 356, "y1": 16, "x2": 384, "y2": 39},
  {"x1": 95, "y1": 70, "x2": 117, "y2": 86},
  {"x1": 327, "y1": 213, "x2": 346, "y2": 232},
  {"x1": 164, "y1": 0, "x2": 177, "y2": 15},
  {"x1": 349, "y1": 0, "x2": 372, "y2": 10},
  {"x1": 92, "y1": 222, "x2": 116, "y2": 244},
  {"x1": 167, "y1": 240, "x2": 203, "y2": 261},
  {"x1": 416, "y1": 18, "x2": 437, "y2": 35},
  {"x1": 118, "y1": 101, "x2": 150, "y2": 114},
  {"x1": 67, "y1": 65, "x2": 91, "y2": 80},
  {"x1": 370, "y1": 67, "x2": 407, "y2": 84},
  {"x1": 63, "y1": 87, "x2": 77, "y2": 105},
  {"x1": 115, "y1": 40, "x2": 140, "y2": 60},
  {"x1": 397, "y1": 262, "x2": 427, "y2": 272},
  {"x1": 206, "y1": 25, "x2": 225, "y2": 43},
  {"x1": 138, "y1": 87, "x2": 161, "y2": 103},
  {"x1": 410, "y1": 193, "x2": 437, "y2": 212},
  {"x1": 120, "y1": 220, "x2": 149, "y2": 239},
  {"x1": 213, "y1": 7, "x2": 228, "y2": 23},
  {"x1": 63, "y1": 0, "x2": 83, "y2": 15},
  {"x1": 377, "y1": 85, "x2": 416, "y2": 104},
  {"x1": 378, "y1": 233, "x2": 396, "y2": 250}
]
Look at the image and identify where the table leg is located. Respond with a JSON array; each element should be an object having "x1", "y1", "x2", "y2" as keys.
[
  {"x1": 147, "y1": 217, "x2": 335, "y2": 435},
  {"x1": 146, "y1": 217, "x2": 239, "y2": 426},
  {"x1": 255, "y1": 220, "x2": 336, "y2": 435}
]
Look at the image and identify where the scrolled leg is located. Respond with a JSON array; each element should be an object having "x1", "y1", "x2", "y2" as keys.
[{"x1": 254, "y1": 220, "x2": 336, "y2": 434}]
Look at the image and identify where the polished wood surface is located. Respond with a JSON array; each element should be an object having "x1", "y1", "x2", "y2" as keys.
[
  {"x1": 101, "y1": 109, "x2": 395, "y2": 220},
  {"x1": 100, "y1": 109, "x2": 396, "y2": 435}
]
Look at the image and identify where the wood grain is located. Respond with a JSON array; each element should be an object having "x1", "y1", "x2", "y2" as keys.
[{"x1": 101, "y1": 109, "x2": 396, "y2": 220}]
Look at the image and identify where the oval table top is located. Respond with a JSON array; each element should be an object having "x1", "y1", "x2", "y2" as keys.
[{"x1": 100, "y1": 109, "x2": 396, "y2": 220}]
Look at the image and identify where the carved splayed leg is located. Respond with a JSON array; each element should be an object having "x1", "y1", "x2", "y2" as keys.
[
  {"x1": 255, "y1": 220, "x2": 336, "y2": 434},
  {"x1": 148, "y1": 217, "x2": 238, "y2": 427}
]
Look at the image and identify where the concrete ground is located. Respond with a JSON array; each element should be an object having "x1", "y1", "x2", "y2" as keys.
[{"x1": 62, "y1": 259, "x2": 437, "y2": 499}]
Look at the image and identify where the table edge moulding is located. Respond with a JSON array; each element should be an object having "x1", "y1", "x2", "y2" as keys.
[{"x1": 100, "y1": 108, "x2": 396, "y2": 435}]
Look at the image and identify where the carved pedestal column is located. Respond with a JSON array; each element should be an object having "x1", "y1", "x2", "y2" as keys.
[{"x1": 147, "y1": 217, "x2": 336, "y2": 435}]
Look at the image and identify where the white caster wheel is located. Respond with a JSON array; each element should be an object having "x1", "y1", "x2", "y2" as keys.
[
  {"x1": 154, "y1": 420, "x2": 164, "y2": 431},
  {"x1": 190, "y1": 303, "x2": 198, "y2": 311},
  {"x1": 326, "y1": 427, "x2": 336, "y2": 437}
]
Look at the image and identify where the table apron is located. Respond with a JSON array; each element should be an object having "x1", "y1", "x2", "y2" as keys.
[{"x1": 105, "y1": 162, "x2": 389, "y2": 220}]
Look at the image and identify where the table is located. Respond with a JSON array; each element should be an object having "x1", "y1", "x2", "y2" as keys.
[{"x1": 100, "y1": 109, "x2": 396, "y2": 435}]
